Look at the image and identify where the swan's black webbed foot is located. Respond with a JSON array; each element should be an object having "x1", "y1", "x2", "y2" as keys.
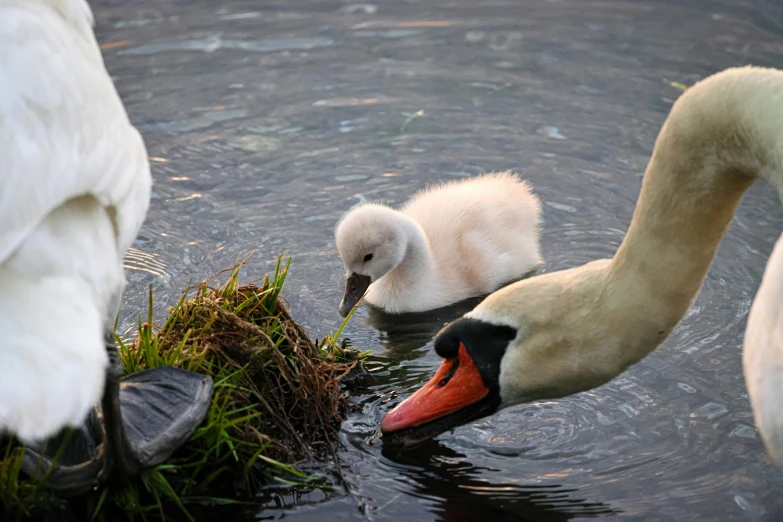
[
  {"x1": 20, "y1": 335, "x2": 213, "y2": 496},
  {"x1": 19, "y1": 410, "x2": 105, "y2": 497},
  {"x1": 118, "y1": 365, "x2": 213, "y2": 468}
]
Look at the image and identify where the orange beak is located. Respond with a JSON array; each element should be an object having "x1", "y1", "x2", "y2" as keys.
[{"x1": 381, "y1": 343, "x2": 489, "y2": 433}]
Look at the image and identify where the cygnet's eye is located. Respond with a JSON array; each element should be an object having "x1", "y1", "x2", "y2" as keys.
[{"x1": 363, "y1": 253, "x2": 373, "y2": 262}]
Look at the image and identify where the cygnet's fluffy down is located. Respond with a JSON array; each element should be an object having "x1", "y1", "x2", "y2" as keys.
[{"x1": 335, "y1": 171, "x2": 542, "y2": 315}]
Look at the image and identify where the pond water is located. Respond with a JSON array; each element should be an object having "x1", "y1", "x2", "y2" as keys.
[{"x1": 94, "y1": 0, "x2": 783, "y2": 520}]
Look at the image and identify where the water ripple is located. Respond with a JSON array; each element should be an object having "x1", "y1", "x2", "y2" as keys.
[{"x1": 95, "y1": 0, "x2": 783, "y2": 519}]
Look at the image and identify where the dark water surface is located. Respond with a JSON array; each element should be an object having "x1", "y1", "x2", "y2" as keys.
[{"x1": 94, "y1": 0, "x2": 783, "y2": 520}]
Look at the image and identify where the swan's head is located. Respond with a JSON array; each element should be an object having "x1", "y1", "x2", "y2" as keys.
[
  {"x1": 381, "y1": 260, "x2": 634, "y2": 447},
  {"x1": 335, "y1": 204, "x2": 408, "y2": 317}
]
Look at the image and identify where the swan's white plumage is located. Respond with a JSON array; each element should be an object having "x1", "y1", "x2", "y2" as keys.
[
  {"x1": 744, "y1": 233, "x2": 783, "y2": 468},
  {"x1": 0, "y1": 0, "x2": 151, "y2": 442},
  {"x1": 335, "y1": 172, "x2": 542, "y2": 313}
]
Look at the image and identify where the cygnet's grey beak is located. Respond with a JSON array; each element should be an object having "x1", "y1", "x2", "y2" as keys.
[{"x1": 339, "y1": 273, "x2": 371, "y2": 317}]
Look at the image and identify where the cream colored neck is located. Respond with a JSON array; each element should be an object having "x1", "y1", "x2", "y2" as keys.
[
  {"x1": 595, "y1": 67, "x2": 783, "y2": 470},
  {"x1": 601, "y1": 70, "x2": 783, "y2": 367},
  {"x1": 609, "y1": 140, "x2": 753, "y2": 316}
]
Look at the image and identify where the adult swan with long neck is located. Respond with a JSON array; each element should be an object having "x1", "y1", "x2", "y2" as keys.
[{"x1": 381, "y1": 65, "x2": 783, "y2": 468}]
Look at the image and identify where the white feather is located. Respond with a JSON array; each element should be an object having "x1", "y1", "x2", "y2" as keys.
[{"x1": 0, "y1": 0, "x2": 151, "y2": 442}]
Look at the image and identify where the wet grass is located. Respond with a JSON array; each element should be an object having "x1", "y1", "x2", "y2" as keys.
[{"x1": 1, "y1": 253, "x2": 366, "y2": 521}]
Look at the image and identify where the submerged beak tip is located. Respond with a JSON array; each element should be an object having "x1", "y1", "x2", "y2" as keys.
[
  {"x1": 379, "y1": 415, "x2": 394, "y2": 434},
  {"x1": 380, "y1": 399, "x2": 409, "y2": 434}
]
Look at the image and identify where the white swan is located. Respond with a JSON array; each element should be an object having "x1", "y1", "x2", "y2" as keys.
[
  {"x1": 335, "y1": 171, "x2": 542, "y2": 316},
  {"x1": 0, "y1": 0, "x2": 211, "y2": 493},
  {"x1": 379, "y1": 65, "x2": 783, "y2": 470}
]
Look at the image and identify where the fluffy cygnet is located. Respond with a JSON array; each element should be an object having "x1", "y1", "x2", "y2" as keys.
[{"x1": 335, "y1": 171, "x2": 543, "y2": 316}]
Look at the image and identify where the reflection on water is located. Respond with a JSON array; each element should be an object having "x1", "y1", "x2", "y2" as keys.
[
  {"x1": 363, "y1": 297, "x2": 484, "y2": 356},
  {"x1": 95, "y1": 0, "x2": 783, "y2": 519},
  {"x1": 379, "y1": 440, "x2": 619, "y2": 521}
]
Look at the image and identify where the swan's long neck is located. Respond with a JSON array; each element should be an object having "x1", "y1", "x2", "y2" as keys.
[
  {"x1": 605, "y1": 133, "x2": 754, "y2": 359},
  {"x1": 603, "y1": 66, "x2": 783, "y2": 368},
  {"x1": 600, "y1": 66, "x2": 783, "y2": 468}
]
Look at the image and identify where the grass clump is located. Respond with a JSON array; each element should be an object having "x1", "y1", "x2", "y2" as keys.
[{"x1": 1, "y1": 253, "x2": 367, "y2": 521}]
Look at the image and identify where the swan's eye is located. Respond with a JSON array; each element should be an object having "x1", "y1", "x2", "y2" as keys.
[{"x1": 363, "y1": 253, "x2": 373, "y2": 262}]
